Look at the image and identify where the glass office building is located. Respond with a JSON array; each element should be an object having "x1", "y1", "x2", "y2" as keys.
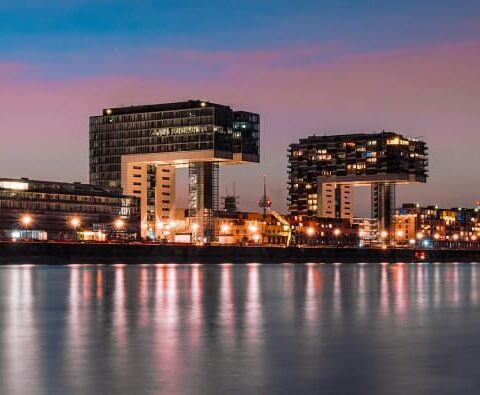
[{"x1": 89, "y1": 100, "x2": 260, "y2": 242}]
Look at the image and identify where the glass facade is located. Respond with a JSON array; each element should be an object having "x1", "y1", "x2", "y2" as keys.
[{"x1": 89, "y1": 100, "x2": 260, "y2": 188}]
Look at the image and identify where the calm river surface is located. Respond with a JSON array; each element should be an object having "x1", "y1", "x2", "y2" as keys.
[{"x1": 1, "y1": 262, "x2": 480, "y2": 394}]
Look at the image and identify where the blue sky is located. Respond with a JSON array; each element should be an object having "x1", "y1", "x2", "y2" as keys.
[{"x1": 2, "y1": 0, "x2": 479, "y2": 53}]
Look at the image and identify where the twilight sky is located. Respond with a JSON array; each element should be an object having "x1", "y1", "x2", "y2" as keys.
[{"x1": 0, "y1": 0, "x2": 479, "y2": 214}]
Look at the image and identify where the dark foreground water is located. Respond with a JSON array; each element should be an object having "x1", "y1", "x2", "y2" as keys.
[{"x1": 1, "y1": 262, "x2": 480, "y2": 394}]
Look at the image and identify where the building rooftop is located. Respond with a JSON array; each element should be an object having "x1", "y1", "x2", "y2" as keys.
[
  {"x1": 98, "y1": 100, "x2": 232, "y2": 117},
  {"x1": 293, "y1": 131, "x2": 423, "y2": 145},
  {"x1": 0, "y1": 178, "x2": 124, "y2": 197}
]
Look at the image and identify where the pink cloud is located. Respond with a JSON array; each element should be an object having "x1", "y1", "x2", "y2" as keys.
[{"x1": 0, "y1": 40, "x2": 479, "y2": 213}]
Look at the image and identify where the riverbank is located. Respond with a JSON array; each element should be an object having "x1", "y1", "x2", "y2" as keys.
[{"x1": 1, "y1": 242, "x2": 480, "y2": 263}]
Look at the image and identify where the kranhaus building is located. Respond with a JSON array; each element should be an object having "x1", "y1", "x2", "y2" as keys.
[
  {"x1": 288, "y1": 132, "x2": 428, "y2": 234},
  {"x1": 89, "y1": 100, "x2": 260, "y2": 241}
]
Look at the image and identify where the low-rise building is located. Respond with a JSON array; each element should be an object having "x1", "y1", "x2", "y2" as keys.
[{"x1": 0, "y1": 178, "x2": 140, "y2": 240}]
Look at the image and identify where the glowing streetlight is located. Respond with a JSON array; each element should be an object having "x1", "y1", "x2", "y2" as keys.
[
  {"x1": 221, "y1": 223, "x2": 231, "y2": 234},
  {"x1": 70, "y1": 217, "x2": 81, "y2": 240},
  {"x1": 252, "y1": 234, "x2": 261, "y2": 242},
  {"x1": 20, "y1": 214, "x2": 32, "y2": 240},
  {"x1": 416, "y1": 232, "x2": 424, "y2": 240},
  {"x1": 434, "y1": 233, "x2": 440, "y2": 240},
  {"x1": 21, "y1": 214, "x2": 32, "y2": 227},
  {"x1": 380, "y1": 230, "x2": 388, "y2": 239},
  {"x1": 248, "y1": 224, "x2": 258, "y2": 233},
  {"x1": 396, "y1": 230, "x2": 404, "y2": 238},
  {"x1": 114, "y1": 218, "x2": 125, "y2": 230},
  {"x1": 333, "y1": 228, "x2": 341, "y2": 237},
  {"x1": 306, "y1": 227, "x2": 315, "y2": 237},
  {"x1": 452, "y1": 234, "x2": 459, "y2": 241}
]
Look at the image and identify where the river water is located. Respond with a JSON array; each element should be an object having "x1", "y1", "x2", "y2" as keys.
[{"x1": 0, "y1": 262, "x2": 480, "y2": 394}]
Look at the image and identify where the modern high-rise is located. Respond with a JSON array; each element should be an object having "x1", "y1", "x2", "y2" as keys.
[
  {"x1": 89, "y1": 100, "x2": 260, "y2": 241},
  {"x1": 288, "y1": 132, "x2": 428, "y2": 233}
]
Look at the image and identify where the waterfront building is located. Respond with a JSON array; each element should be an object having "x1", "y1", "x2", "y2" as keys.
[
  {"x1": 288, "y1": 131, "x2": 428, "y2": 235},
  {"x1": 353, "y1": 217, "x2": 379, "y2": 244},
  {"x1": 393, "y1": 203, "x2": 480, "y2": 247},
  {"x1": 0, "y1": 178, "x2": 139, "y2": 240},
  {"x1": 295, "y1": 218, "x2": 359, "y2": 246},
  {"x1": 168, "y1": 208, "x2": 290, "y2": 246},
  {"x1": 89, "y1": 100, "x2": 260, "y2": 241}
]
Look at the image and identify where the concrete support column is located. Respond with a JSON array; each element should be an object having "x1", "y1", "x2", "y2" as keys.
[
  {"x1": 121, "y1": 162, "x2": 149, "y2": 239},
  {"x1": 155, "y1": 165, "x2": 176, "y2": 239},
  {"x1": 372, "y1": 182, "x2": 396, "y2": 237},
  {"x1": 188, "y1": 162, "x2": 219, "y2": 243}
]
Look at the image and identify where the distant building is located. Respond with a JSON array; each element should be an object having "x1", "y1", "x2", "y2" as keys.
[
  {"x1": 353, "y1": 217, "x2": 379, "y2": 243},
  {"x1": 169, "y1": 209, "x2": 290, "y2": 246},
  {"x1": 89, "y1": 100, "x2": 260, "y2": 242},
  {"x1": 0, "y1": 178, "x2": 139, "y2": 240},
  {"x1": 288, "y1": 131, "x2": 428, "y2": 233},
  {"x1": 393, "y1": 203, "x2": 480, "y2": 246}
]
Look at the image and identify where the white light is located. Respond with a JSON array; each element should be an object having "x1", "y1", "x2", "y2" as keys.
[
  {"x1": 333, "y1": 228, "x2": 341, "y2": 236},
  {"x1": 248, "y1": 224, "x2": 258, "y2": 233},
  {"x1": 380, "y1": 230, "x2": 388, "y2": 239},
  {"x1": 0, "y1": 181, "x2": 28, "y2": 191},
  {"x1": 306, "y1": 227, "x2": 315, "y2": 236},
  {"x1": 416, "y1": 232, "x2": 424, "y2": 240},
  {"x1": 221, "y1": 224, "x2": 230, "y2": 233},
  {"x1": 70, "y1": 217, "x2": 80, "y2": 228},
  {"x1": 252, "y1": 234, "x2": 261, "y2": 242},
  {"x1": 21, "y1": 215, "x2": 32, "y2": 227},
  {"x1": 191, "y1": 223, "x2": 199, "y2": 231}
]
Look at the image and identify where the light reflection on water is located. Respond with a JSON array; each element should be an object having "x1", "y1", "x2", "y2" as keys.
[{"x1": 1, "y1": 263, "x2": 480, "y2": 394}]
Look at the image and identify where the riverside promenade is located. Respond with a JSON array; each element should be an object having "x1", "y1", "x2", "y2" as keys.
[{"x1": 1, "y1": 242, "x2": 480, "y2": 263}]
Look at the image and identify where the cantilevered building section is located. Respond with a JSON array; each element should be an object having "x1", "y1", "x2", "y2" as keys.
[
  {"x1": 89, "y1": 100, "x2": 260, "y2": 241},
  {"x1": 288, "y1": 132, "x2": 428, "y2": 233}
]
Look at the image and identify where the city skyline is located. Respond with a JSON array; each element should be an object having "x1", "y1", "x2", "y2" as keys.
[{"x1": 1, "y1": 1, "x2": 479, "y2": 214}]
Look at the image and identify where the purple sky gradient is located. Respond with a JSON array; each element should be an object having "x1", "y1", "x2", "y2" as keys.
[{"x1": 1, "y1": 8, "x2": 479, "y2": 214}]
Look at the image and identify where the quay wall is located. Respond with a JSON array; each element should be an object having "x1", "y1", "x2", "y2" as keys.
[{"x1": 1, "y1": 242, "x2": 480, "y2": 263}]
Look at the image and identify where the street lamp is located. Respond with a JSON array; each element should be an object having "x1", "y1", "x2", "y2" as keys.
[
  {"x1": 20, "y1": 214, "x2": 32, "y2": 240},
  {"x1": 114, "y1": 218, "x2": 125, "y2": 230},
  {"x1": 221, "y1": 223, "x2": 231, "y2": 234},
  {"x1": 70, "y1": 217, "x2": 81, "y2": 240}
]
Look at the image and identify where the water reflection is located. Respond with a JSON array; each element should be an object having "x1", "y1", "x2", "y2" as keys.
[{"x1": 1, "y1": 263, "x2": 480, "y2": 394}]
